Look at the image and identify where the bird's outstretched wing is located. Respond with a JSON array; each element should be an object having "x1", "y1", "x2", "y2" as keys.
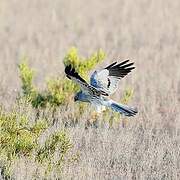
[
  {"x1": 65, "y1": 65, "x2": 108, "y2": 96},
  {"x1": 90, "y1": 60, "x2": 135, "y2": 95}
]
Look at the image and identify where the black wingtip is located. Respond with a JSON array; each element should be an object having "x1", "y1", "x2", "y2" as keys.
[
  {"x1": 105, "y1": 62, "x2": 117, "y2": 69},
  {"x1": 65, "y1": 64, "x2": 72, "y2": 75},
  {"x1": 105, "y1": 59, "x2": 135, "y2": 78},
  {"x1": 106, "y1": 60, "x2": 135, "y2": 69},
  {"x1": 124, "y1": 107, "x2": 138, "y2": 117},
  {"x1": 65, "y1": 64, "x2": 87, "y2": 83},
  {"x1": 120, "y1": 62, "x2": 135, "y2": 69},
  {"x1": 118, "y1": 59, "x2": 130, "y2": 66}
]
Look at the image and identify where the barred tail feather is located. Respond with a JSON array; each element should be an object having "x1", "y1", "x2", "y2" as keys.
[{"x1": 110, "y1": 102, "x2": 138, "y2": 116}]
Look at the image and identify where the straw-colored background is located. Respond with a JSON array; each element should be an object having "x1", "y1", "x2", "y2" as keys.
[{"x1": 0, "y1": 0, "x2": 180, "y2": 179}]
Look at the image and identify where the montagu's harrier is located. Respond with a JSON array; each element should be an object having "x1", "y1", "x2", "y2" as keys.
[{"x1": 65, "y1": 60, "x2": 137, "y2": 116}]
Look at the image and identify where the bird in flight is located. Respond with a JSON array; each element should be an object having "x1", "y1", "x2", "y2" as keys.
[{"x1": 65, "y1": 60, "x2": 137, "y2": 116}]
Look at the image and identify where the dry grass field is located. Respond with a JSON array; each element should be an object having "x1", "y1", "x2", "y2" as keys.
[{"x1": 0, "y1": 0, "x2": 180, "y2": 179}]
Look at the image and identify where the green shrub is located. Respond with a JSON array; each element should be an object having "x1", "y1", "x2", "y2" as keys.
[
  {"x1": 18, "y1": 47, "x2": 134, "y2": 127},
  {"x1": 35, "y1": 131, "x2": 72, "y2": 174},
  {"x1": 0, "y1": 110, "x2": 43, "y2": 159},
  {"x1": 0, "y1": 106, "x2": 73, "y2": 178},
  {"x1": 18, "y1": 47, "x2": 106, "y2": 109},
  {"x1": 18, "y1": 57, "x2": 37, "y2": 100},
  {"x1": 121, "y1": 87, "x2": 134, "y2": 104},
  {"x1": 0, "y1": 47, "x2": 136, "y2": 178},
  {"x1": 0, "y1": 107, "x2": 46, "y2": 177}
]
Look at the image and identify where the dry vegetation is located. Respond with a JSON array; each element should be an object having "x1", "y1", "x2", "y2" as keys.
[{"x1": 0, "y1": 0, "x2": 180, "y2": 179}]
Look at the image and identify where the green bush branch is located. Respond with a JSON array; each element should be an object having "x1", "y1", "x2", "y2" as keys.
[
  {"x1": 18, "y1": 47, "x2": 106, "y2": 110},
  {"x1": 0, "y1": 106, "x2": 73, "y2": 178}
]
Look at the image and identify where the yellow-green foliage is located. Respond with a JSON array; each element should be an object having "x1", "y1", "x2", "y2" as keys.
[
  {"x1": 47, "y1": 47, "x2": 105, "y2": 105},
  {"x1": 36, "y1": 131, "x2": 72, "y2": 173},
  {"x1": 18, "y1": 47, "x2": 134, "y2": 125},
  {"x1": 1, "y1": 47, "x2": 135, "y2": 178},
  {"x1": 18, "y1": 47, "x2": 106, "y2": 108},
  {"x1": 0, "y1": 109, "x2": 46, "y2": 159},
  {"x1": 0, "y1": 106, "x2": 73, "y2": 178},
  {"x1": 18, "y1": 57, "x2": 37, "y2": 99},
  {"x1": 64, "y1": 47, "x2": 105, "y2": 79},
  {"x1": 121, "y1": 87, "x2": 134, "y2": 104},
  {"x1": 0, "y1": 107, "x2": 46, "y2": 177}
]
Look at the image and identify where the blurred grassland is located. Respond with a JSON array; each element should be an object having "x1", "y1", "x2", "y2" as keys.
[{"x1": 0, "y1": 0, "x2": 180, "y2": 179}]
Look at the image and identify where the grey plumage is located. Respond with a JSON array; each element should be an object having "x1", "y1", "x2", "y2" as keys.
[{"x1": 65, "y1": 60, "x2": 138, "y2": 116}]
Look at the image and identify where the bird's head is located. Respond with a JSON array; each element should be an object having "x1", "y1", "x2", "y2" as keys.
[
  {"x1": 74, "y1": 91, "x2": 82, "y2": 102},
  {"x1": 74, "y1": 91, "x2": 89, "y2": 103},
  {"x1": 74, "y1": 93, "x2": 79, "y2": 102}
]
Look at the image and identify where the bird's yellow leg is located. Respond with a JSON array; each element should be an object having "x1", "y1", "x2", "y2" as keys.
[
  {"x1": 91, "y1": 111, "x2": 101, "y2": 128},
  {"x1": 86, "y1": 106, "x2": 106, "y2": 128},
  {"x1": 91, "y1": 111, "x2": 100, "y2": 121},
  {"x1": 86, "y1": 111, "x2": 100, "y2": 128},
  {"x1": 85, "y1": 111, "x2": 99, "y2": 128}
]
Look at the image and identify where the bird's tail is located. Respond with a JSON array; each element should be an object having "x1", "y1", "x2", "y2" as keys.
[{"x1": 110, "y1": 101, "x2": 138, "y2": 116}]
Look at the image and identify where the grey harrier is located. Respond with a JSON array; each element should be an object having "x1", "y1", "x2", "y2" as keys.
[{"x1": 65, "y1": 60, "x2": 137, "y2": 116}]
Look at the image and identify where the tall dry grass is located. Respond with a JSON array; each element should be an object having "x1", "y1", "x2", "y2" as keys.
[{"x1": 0, "y1": 0, "x2": 180, "y2": 179}]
